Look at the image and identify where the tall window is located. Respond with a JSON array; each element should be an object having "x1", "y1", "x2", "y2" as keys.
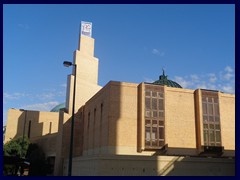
[
  {"x1": 145, "y1": 85, "x2": 165, "y2": 148},
  {"x1": 202, "y1": 91, "x2": 221, "y2": 147}
]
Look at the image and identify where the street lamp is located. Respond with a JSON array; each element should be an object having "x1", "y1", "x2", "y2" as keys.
[
  {"x1": 19, "y1": 109, "x2": 27, "y2": 158},
  {"x1": 63, "y1": 61, "x2": 77, "y2": 176}
]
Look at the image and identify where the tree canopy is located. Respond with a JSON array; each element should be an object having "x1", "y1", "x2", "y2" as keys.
[{"x1": 4, "y1": 136, "x2": 30, "y2": 158}]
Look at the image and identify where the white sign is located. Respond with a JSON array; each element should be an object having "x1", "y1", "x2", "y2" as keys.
[{"x1": 81, "y1": 21, "x2": 92, "y2": 37}]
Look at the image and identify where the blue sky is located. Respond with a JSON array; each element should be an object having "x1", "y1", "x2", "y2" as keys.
[{"x1": 3, "y1": 4, "x2": 235, "y2": 125}]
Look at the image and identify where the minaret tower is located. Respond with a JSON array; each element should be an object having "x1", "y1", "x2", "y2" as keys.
[{"x1": 65, "y1": 21, "x2": 102, "y2": 113}]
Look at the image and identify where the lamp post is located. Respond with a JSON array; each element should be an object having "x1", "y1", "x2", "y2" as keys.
[
  {"x1": 19, "y1": 109, "x2": 27, "y2": 158},
  {"x1": 63, "y1": 61, "x2": 77, "y2": 176}
]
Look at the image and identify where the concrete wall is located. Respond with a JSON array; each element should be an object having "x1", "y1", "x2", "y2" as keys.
[{"x1": 65, "y1": 155, "x2": 235, "y2": 176}]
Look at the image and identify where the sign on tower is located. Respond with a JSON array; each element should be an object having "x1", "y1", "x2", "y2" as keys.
[{"x1": 81, "y1": 21, "x2": 92, "y2": 37}]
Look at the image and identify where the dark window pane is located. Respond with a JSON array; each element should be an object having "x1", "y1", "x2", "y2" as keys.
[
  {"x1": 203, "y1": 103, "x2": 207, "y2": 114},
  {"x1": 214, "y1": 104, "x2": 219, "y2": 116},
  {"x1": 152, "y1": 98, "x2": 157, "y2": 110},
  {"x1": 152, "y1": 91, "x2": 157, "y2": 97},
  {"x1": 145, "y1": 91, "x2": 151, "y2": 97},
  {"x1": 158, "y1": 93, "x2": 164, "y2": 98},
  {"x1": 208, "y1": 97, "x2": 213, "y2": 103},
  {"x1": 204, "y1": 130, "x2": 208, "y2": 143},
  {"x1": 152, "y1": 120, "x2": 157, "y2": 125},
  {"x1": 152, "y1": 127, "x2": 157, "y2": 139},
  {"x1": 159, "y1": 127, "x2": 164, "y2": 139},
  {"x1": 152, "y1": 111, "x2": 158, "y2": 118},
  {"x1": 159, "y1": 121, "x2": 164, "y2": 126},
  {"x1": 209, "y1": 124, "x2": 214, "y2": 129},
  {"x1": 215, "y1": 116, "x2": 220, "y2": 122},
  {"x1": 203, "y1": 115, "x2": 208, "y2": 122},
  {"x1": 145, "y1": 98, "x2": 151, "y2": 109},
  {"x1": 159, "y1": 99, "x2": 164, "y2": 110},
  {"x1": 145, "y1": 119, "x2": 151, "y2": 125},
  {"x1": 145, "y1": 111, "x2": 151, "y2": 117},
  {"x1": 216, "y1": 131, "x2": 221, "y2": 142},
  {"x1": 215, "y1": 124, "x2": 220, "y2": 130},
  {"x1": 208, "y1": 104, "x2": 213, "y2": 115},
  {"x1": 214, "y1": 97, "x2": 218, "y2": 103},
  {"x1": 210, "y1": 130, "x2": 215, "y2": 142},
  {"x1": 209, "y1": 116, "x2": 214, "y2": 122},
  {"x1": 145, "y1": 127, "x2": 150, "y2": 140},
  {"x1": 159, "y1": 140, "x2": 164, "y2": 147},
  {"x1": 202, "y1": 97, "x2": 207, "y2": 102},
  {"x1": 145, "y1": 140, "x2": 150, "y2": 146},
  {"x1": 203, "y1": 124, "x2": 208, "y2": 129},
  {"x1": 152, "y1": 139, "x2": 157, "y2": 146},
  {"x1": 159, "y1": 111, "x2": 164, "y2": 117}
]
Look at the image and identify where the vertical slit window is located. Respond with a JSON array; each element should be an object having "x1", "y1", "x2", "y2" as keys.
[
  {"x1": 28, "y1": 121, "x2": 31, "y2": 138},
  {"x1": 49, "y1": 122, "x2": 52, "y2": 134}
]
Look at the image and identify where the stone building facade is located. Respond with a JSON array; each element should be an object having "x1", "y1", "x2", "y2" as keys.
[{"x1": 4, "y1": 23, "x2": 235, "y2": 176}]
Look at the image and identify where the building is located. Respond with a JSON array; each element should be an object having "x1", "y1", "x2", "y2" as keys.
[{"x1": 4, "y1": 22, "x2": 235, "y2": 176}]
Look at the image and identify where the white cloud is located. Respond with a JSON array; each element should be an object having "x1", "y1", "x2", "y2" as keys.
[
  {"x1": 36, "y1": 92, "x2": 56, "y2": 101},
  {"x1": 21, "y1": 101, "x2": 60, "y2": 112},
  {"x1": 60, "y1": 83, "x2": 67, "y2": 88},
  {"x1": 152, "y1": 49, "x2": 165, "y2": 56},
  {"x1": 190, "y1": 74, "x2": 199, "y2": 82},
  {"x1": 174, "y1": 76, "x2": 192, "y2": 88},
  {"x1": 143, "y1": 77, "x2": 154, "y2": 83},
  {"x1": 223, "y1": 73, "x2": 234, "y2": 80},
  {"x1": 172, "y1": 66, "x2": 235, "y2": 94},
  {"x1": 208, "y1": 73, "x2": 217, "y2": 83},
  {"x1": 225, "y1": 66, "x2": 233, "y2": 73},
  {"x1": 4, "y1": 92, "x2": 26, "y2": 100},
  {"x1": 221, "y1": 85, "x2": 235, "y2": 94}
]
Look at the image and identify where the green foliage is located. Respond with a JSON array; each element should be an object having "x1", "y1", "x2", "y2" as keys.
[
  {"x1": 4, "y1": 136, "x2": 30, "y2": 158},
  {"x1": 26, "y1": 143, "x2": 47, "y2": 176}
]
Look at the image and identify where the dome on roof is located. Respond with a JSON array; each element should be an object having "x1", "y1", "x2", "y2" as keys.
[
  {"x1": 50, "y1": 103, "x2": 65, "y2": 112},
  {"x1": 152, "y1": 69, "x2": 182, "y2": 88}
]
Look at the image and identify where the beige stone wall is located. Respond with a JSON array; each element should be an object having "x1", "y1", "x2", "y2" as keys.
[
  {"x1": 82, "y1": 81, "x2": 143, "y2": 156},
  {"x1": 164, "y1": 87, "x2": 196, "y2": 154},
  {"x1": 82, "y1": 82, "x2": 111, "y2": 156},
  {"x1": 4, "y1": 109, "x2": 59, "y2": 144},
  {"x1": 108, "y1": 81, "x2": 138, "y2": 154},
  {"x1": 66, "y1": 35, "x2": 101, "y2": 114},
  {"x1": 219, "y1": 93, "x2": 235, "y2": 151},
  {"x1": 4, "y1": 109, "x2": 23, "y2": 143}
]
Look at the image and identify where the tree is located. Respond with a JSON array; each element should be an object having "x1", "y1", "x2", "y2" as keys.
[
  {"x1": 3, "y1": 136, "x2": 30, "y2": 176},
  {"x1": 26, "y1": 143, "x2": 47, "y2": 176},
  {"x1": 4, "y1": 136, "x2": 29, "y2": 158}
]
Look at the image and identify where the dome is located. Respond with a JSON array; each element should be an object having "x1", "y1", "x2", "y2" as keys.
[
  {"x1": 50, "y1": 103, "x2": 65, "y2": 112},
  {"x1": 152, "y1": 70, "x2": 182, "y2": 88}
]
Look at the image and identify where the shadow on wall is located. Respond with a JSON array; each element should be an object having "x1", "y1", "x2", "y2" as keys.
[
  {"x1": 163, "y1": 155, "x2": 235, "y2": 176},
  {"x1": 14, "y1": 110, "x2": 42, "y2": 141},
  {"x1": 61, "y1": 108, "x2": 84, "y2": 158}
]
